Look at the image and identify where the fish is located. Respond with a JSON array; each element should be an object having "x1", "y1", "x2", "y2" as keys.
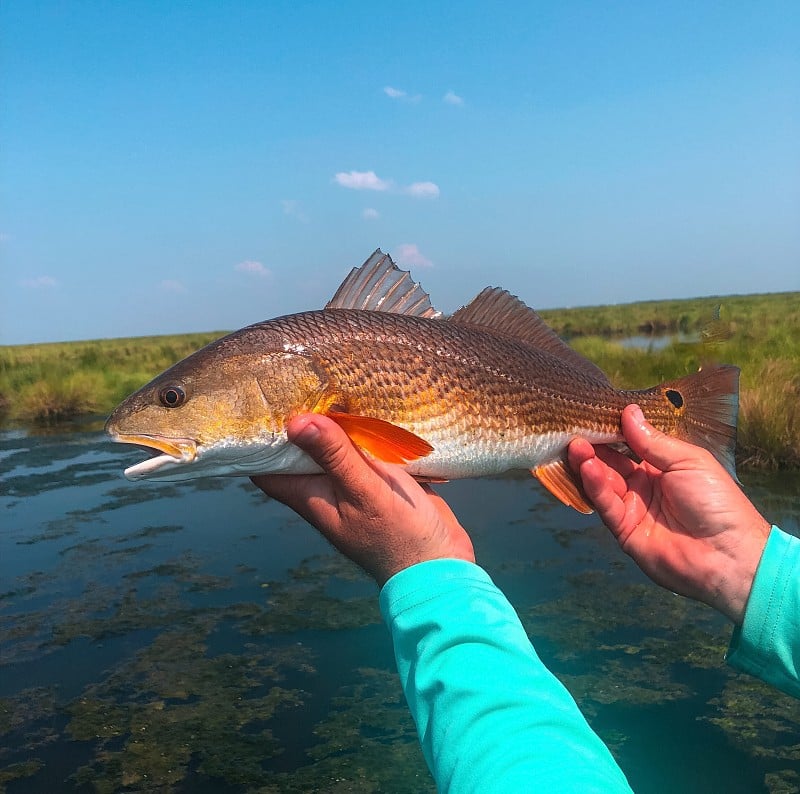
[{"x1": 105, "y1": 249, "x2": 739, "y2": 513}]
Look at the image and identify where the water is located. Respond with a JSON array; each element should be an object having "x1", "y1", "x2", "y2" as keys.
[
  {"x1": 2, "y1": 423, "x2": 800, "y2": 793},
  {"x1": 616, "y1": 332, "x2": 700, "y2": 351}
]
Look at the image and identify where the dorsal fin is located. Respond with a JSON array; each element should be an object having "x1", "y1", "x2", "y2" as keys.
[
  {"x1": 450, "y1": 287, "x2": 610, "y2": 383},
  {"x1": 325, "y1": 249, "x2": 442, "y2": 317}
]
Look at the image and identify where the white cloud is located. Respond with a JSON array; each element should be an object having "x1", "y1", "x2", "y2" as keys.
[
  {"x1": 405, "y1": 181, "x2": 440, "y2": 199},
  {"x1": 281, "y1": 199, "x2": 309, "y2": 223},
  {"x1": 383, "y1": 85, "x2": 421, "y2": 103},
  {"x1": 235, "y1": 260, "x2": 271, "y2": 277},
  {"x1": 334, "y1": 170, "x2": 392, "y2": 191},
  {"x1": 20, "y1": 275, "x2": 58, "y2": 289},
  {"x1": 394, "y1": 243, "x2": 433, "y2": 268},
  {"x1": 443, "y1": 90, "x2": 464, "y2": 106},
  {"x1": 160, "y1": 279, "x2": 187, "y2": 293},
  {"x1": 362, "y1": 208, "x2": 380, "y2": 220}
]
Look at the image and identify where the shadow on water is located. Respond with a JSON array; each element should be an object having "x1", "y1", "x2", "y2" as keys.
[{"x1": 2, "y1": 426, "x2": 800, "y2": 792}]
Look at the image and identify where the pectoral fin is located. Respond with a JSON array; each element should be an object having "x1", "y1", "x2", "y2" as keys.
[
  {"x1": 533, "y1": 459, "x2": 594, "y2": 514},
  {"x1": 326, "y1": 412, "x2": 434, "y2": 464}
]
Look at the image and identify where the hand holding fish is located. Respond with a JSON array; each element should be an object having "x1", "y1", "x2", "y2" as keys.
[
  {"x1": 251, "y1": 413, "x2": 475, "y2": 585},
  {"x1": 569, "y1": 404, "x2": 771, "y2": 625}
]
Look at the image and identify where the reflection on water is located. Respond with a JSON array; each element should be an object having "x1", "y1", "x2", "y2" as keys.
[
  {"x1": 615, "y1": 332, "x2": 700, "y2": 351},
  {"x1": 1, "y1": 423, "x2": 799, "y2": 792}
]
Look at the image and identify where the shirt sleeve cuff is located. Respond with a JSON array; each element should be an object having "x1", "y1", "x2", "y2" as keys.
[
  {"x1": 379, "y1": 558, "x2": 495, "y2": 623},
  {"x1": 727, "y1": 526, "x2": 800, "y2": 697}
]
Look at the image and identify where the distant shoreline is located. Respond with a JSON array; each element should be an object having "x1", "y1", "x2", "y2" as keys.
[{"x1": 2, "y1": 292, "x2": 798, "y2": 468}]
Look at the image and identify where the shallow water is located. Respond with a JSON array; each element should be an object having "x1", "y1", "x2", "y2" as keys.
[{"x1": 2, "y1": 423, "x2": 800, "y2": 792}]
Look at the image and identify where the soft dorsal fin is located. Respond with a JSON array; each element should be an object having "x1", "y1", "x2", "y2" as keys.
[
  {"x1": 325, "y1": 249, "x2": 442, "y2": 317},
  {"x1": 450, "y1": 287, "x2": 609, "y2": 383}
]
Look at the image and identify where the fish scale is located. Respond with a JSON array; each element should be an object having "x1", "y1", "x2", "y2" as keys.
[{"x1": 106, "y1": 249, "x2": 739, "y2": 513}]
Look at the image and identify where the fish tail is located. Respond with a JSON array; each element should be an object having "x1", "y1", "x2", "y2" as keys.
[{"x1": 635, "y1": 364, "x2": 740, "y2": 480}]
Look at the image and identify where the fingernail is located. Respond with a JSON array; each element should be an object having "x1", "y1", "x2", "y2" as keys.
[
  {"x1": 627, "y1": 404, "x2": 646, "y2": 426},
  {"x1": 289, "y1": 416, "x2": 320, "y2": 446}
]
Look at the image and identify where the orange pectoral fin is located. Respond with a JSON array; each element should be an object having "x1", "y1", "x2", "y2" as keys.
[
  {"x1": 533, "y1": 459, "x2": 594, "y2": 515},
  {"x1": 326, "y1": 412, "x2": 434, "y2": 464}
]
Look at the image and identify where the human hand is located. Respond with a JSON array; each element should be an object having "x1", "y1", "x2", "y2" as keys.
[
  {"x1": 251, "y1": 414, "x2": 475, "y2": 586},
  {"x1": 568, "y1": 404, "x2": 771, "y2": 624}
]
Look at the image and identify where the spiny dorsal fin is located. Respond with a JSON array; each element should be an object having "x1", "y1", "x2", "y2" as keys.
[
  {"x1": 450, "y1": 287, "x2": 610, "y2": 383},
  {"x1": 325, "y1": 249, "x2": 442, "y2": 318}
]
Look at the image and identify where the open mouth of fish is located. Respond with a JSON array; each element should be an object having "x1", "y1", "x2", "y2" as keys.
[{"x1": 110, "y1": 433, "x2": 198, "y2": 479}]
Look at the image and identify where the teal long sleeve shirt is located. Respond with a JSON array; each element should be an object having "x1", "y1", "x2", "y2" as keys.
[
  {"x1": 379, "y1": 526, "x2": 800, "y2": 792},
  {"x1": 379, "y1": 559, "x2": 634, "y2": 793},
  {"x1": 727, "y1": 525, "x2": 800, "y2": 698}
]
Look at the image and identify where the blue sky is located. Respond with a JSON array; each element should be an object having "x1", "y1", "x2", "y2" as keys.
[{"x1": 2, "y1": 1, "x2": 798, "y2": 344}]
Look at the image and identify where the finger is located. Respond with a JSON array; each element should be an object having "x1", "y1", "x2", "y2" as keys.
[
  {"x1": 251, "y1": 472, "x2": 323, "y2": 506},
  {"x1": 420, "y1": 484, "x2": 461, "y2": 524},
  {"x1": 569, "y1": 439, "x2": 630, "y2": 500},
  {"x1": 593, "y1": 444, "x2": 639, "y2": 480},
  {"x1": 621, "y1": 404, "x2": 697, "y2": 473},
  {"x1": 286, "y1": 414, "x2": 370, "y2": 494},
  {"x1": 578, "y1": 457, "x2": 628, "y2": 532},
  {"x1": 250, "y1": 472, "x2": 343, "y2": 532},
  {"x1": 567, "y1": 437, "x2": 595, "y2": 469}
]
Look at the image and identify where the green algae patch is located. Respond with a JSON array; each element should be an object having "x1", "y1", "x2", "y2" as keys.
[
  {"x1": 244, "y1": 555, "x2": 381, "y2": 635},
  {"x1": 701, "y1": 675, "x2": 800, "y2": 791},
  {"x1": 0, "y1": 689, "x2": 58, "y2": 794},
  {"x1": 66, "y1": 628, "x2": 310, "y2": 792},
  {"x1": 257, "y1": 667, "x2": 434, "y2": 794},
  {"x1": 0, "y1": 760, "x2": 45, "y2": 794}
]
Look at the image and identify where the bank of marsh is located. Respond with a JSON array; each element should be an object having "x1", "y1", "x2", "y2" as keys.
[{"x1": 1, "y1": 291, "x2": 797, "y2": 467}]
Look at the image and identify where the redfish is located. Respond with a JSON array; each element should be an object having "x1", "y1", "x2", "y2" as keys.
[{"x1": 105, "y1": 250, "x2": 738, "y2": 513}]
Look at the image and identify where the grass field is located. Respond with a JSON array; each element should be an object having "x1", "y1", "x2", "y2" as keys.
[{"x1": 1, "y1": 291, "x2": 798, "y2": 467}]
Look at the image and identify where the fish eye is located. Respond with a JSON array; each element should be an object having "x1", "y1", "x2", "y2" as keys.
[
  {"x1": 665, "y1": 389, "x2": 684, "y2": 409},
  {"x1": 159, "y1": 386, "x2": 186, "y2": 408}
]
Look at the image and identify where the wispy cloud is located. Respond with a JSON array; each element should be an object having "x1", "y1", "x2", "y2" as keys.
[
  {"x1": 20, "y1": 275, "x2": 58, "y2": 289},
  {"x1": 235, "y1": 260, "x2": 271, "y2": 278},
  {"x1": 334, "y1": 170, "x2": 392, "y2": 191},
  {"x1": 443, "y1": 90, "x2": 464, "y2": 106},
  {"x1": 362, "y1": 207, "x2": 380, "y2": 220},
  {"x1": 383, "y1": 85, "x2": 421, "y2": 103},
  {"x1": 160, "y1": 279, "x2": 187, "y2": 293},
  {"x1": 281, "y1": 199, "x2": 309, "y2": 223},
  {"x1": 394, "y1": 243, "x2": 433, "y2": 268},
  {"x1": 405, "y1": 181, "x2": 440, "y2": 199}
]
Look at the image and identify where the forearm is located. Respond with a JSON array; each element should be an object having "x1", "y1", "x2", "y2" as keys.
[
  {"x1": 727, "y1": 526, "x2": 800, "y2": 698},
  {"x1": 380, "y1": 559, "x2": 632, "y2": 793}
]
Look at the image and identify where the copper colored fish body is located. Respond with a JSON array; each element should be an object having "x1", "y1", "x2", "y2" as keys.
[{"x1": 106, "y1": 250, "x2": 739, "y2": 513}]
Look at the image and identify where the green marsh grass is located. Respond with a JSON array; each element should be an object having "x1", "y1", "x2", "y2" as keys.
[
  {"x1": 0, "y1": 333, "x2": 224, "y2": 424},
  {"x1": 541, "y1": 291, "x2": 800, "y2": 468},
  {"x1": 1, "y1": 291, "x2": 798, "y2": 467}
]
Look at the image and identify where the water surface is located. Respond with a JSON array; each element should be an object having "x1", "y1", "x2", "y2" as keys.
[{"x1": 2, "y1": 423, "x2": 799, "y2": 792}]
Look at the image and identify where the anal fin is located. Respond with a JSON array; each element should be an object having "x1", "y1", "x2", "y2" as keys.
[
  {"x1": 326, "y1": 412, "x2": 434, "y2": 465},
  {"x1": 533, "y1": 459, "x2": 594, "y2": 514}
]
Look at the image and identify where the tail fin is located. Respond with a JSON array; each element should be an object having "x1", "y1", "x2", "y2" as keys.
[{"x1": 659, "y1": 365, "x2": 740, "y2": 480}]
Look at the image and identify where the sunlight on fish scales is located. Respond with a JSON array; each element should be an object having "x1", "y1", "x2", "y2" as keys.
[{"x1": 105, "y1": 250, "x2": 739, "y2": 514}]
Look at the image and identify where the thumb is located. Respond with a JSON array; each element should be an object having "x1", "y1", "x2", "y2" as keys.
[
  {"x1": 286, "y1": 414, "x2": 364, "y2": 487},
  {"x1": 622, "y1": 404, "x2": 697, "y2": 473}
]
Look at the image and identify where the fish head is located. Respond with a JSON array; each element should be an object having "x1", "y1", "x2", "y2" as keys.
[{"x1": 105, "y1": 331, "x2": 329, "y2": 481}]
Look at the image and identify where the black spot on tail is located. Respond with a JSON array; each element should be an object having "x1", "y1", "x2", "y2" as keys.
[{"x1": 665, "y1": 389, "x2": 684, "y2": 409}]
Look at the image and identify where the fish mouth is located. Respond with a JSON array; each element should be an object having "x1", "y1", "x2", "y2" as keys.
[{"x1": 109, "y1": 433, "x2": 198, "y2": 480}]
